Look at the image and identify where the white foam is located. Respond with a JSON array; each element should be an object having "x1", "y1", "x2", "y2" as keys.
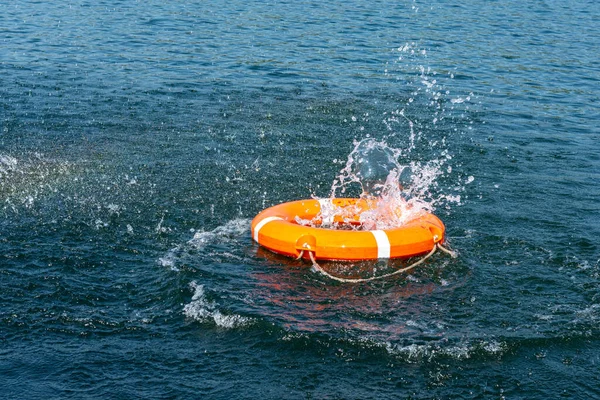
[
  {"x1": 189, "y1": 218, "x2": 250, "y2": 249},
  {"x1": 0, "y1": 154, "x2": 18, "y2": 177},
  {"x1": 158, "y1": 219, "x2": 250, "y2": 271},
  {"x1": 183, "y1": 281, "x2": 252, "y2": 329}
]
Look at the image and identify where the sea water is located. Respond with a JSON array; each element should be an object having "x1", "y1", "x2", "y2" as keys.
[{"x1": 1, "y1": 1, "x2": 599, "y2": 399}]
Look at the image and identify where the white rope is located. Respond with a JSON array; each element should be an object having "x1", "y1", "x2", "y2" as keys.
[
  {"x1": 436, "y1": 242, "x2": 458, "y2": 258},
  {"x1": 306, "y1": 242, "x2": 455, "y2": 283}
]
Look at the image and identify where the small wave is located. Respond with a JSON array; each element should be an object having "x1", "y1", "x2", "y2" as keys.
[
  {"x1": 575, "y1": 304, "x2": 600, "y2": 318},
  {"x1": 158, "y1": 218, "x2": 250, "y2": 271},
  {"x1": 276, "y1": 328, "x2": 510, "y2": 364},
  {"x1": 188, "y1": 218, "x2": 249, "y2": 248},
  {"x1": 183, "y1": 281, "x2": 252, "y2": 329},
  {"x1": 370, "y1": 337, "x2": 509, "y2": 363}
]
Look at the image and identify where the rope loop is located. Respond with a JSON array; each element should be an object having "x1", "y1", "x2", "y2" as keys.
[{"x1": 305, "y1": 242, "x2": 456, "y2": 283}]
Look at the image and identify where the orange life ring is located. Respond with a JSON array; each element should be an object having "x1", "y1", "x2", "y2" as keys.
[{"x1": 251, "y1": 198, "x2": 446, "y2": 261}]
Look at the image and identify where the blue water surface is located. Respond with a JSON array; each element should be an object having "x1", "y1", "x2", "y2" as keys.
[{"x1": 1, "y1": 1, "x2": 599, "y2": 398}]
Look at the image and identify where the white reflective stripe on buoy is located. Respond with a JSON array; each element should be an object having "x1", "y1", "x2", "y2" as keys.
[
  {"x1": 370, "y1": 230, "x2": 391, "y2": 259},
  {"x1": 318, "y1": 198, "x2": 334, "y2": 225},
  {"x1": 253, "y1": 216, "x2": 283, "y2": 243}
]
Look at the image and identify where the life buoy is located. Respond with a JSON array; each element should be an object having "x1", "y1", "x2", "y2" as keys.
[{"x1": 251, "y1": 198, "x2": 446, "y2": 261}]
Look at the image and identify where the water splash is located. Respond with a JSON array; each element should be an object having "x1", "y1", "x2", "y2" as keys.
[
  {"x1": 317, "y1": 137, "x2": 450, "y2": 230},
  {"x1": 311, "y1": 42, "x2": 476, "y2": 231},
  {"x1": 0, "y1": 152, "x2": 74, "y2": 212},
  {"x1": 330, "y1": 139, "x2": 403, "y2": 199}
]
